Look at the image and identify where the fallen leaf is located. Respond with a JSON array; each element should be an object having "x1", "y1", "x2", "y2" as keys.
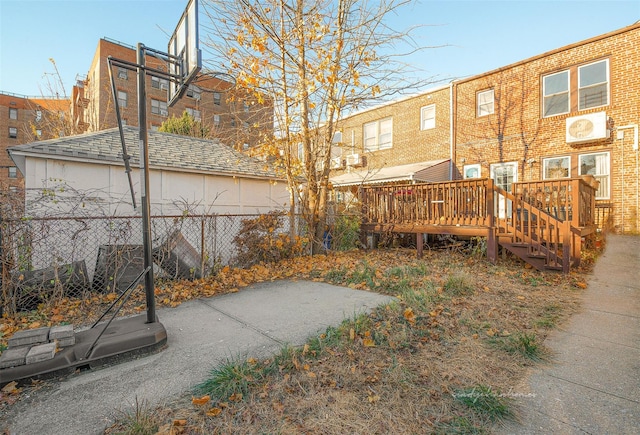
[
  {"x1": 173, "y1": 419, "x2": 187, "y2": 426},
  {"x1": 363, "y1": 338, "x2": 376, "y2": 347},
  {"x1": 192, "y1": 395, "x2": 211, "y2": 406},
  {"x1": 1, "y1": 381, "x2": 18, "y2": 395},
  {"x1": 229, "y1": 392, "x2": 243, "y2": 402},
  {"x1": 206, "y1": 407, "x2": 222, "y2": 417},
  {"x1": 349, "y1": 328, "x2": 356, "y2": 341},
  {"x1": 403, "y1": 308, "x2": 416, "y2": 325}
]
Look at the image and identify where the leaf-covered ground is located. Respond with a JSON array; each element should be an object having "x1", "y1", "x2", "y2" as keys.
[{"x1": 1, "y1": 246, "x2": 596, "y2": 434}]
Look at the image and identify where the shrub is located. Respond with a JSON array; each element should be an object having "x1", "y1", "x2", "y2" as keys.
[{"x1": 232, "y1": 211, "x2": 303, "y2": 267}]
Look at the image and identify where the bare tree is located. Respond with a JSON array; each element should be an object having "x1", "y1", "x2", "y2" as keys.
[{"x1": 200, "y1": 0, "x2": 435, "y2": 253}]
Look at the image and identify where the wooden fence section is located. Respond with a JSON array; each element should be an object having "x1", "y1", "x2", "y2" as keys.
[{"x1": 359, "y1": 177, "x2": 599, "y2": 272}]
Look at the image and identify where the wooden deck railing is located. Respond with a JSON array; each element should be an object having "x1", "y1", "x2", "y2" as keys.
[
  {"x1": 359, "y1": 177, "x2": 599, "y2": 272},
  {"x1": 361, "y1": 179, "x2": 493, "y2": 227},
  {"x1": 513, "y1": 176, "x2": 598, "y2": 229}
]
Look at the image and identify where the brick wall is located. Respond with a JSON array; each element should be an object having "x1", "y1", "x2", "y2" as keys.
[
  {"x1": 454, "y1": 23, "x2": 640, "y2": 232},
  {"x1": 334, "y1": 85, "x2": 452, "y2": 171}
]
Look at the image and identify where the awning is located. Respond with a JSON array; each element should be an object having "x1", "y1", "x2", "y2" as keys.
[{"x1": 330, "y1": 159, "x2": 450, "y2": 187}]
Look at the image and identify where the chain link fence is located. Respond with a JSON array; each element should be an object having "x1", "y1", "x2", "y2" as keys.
[{"x1": 0, "y1": 212, "x2": 309, "y2": 315}]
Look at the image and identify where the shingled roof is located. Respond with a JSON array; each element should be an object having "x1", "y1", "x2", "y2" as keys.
[{"x1": 8, "y1": 126, "x2": 281, "y2": 180}]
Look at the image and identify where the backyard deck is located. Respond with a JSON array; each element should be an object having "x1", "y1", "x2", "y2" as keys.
[{"x1": 359, "y1": 176, "x2": 599, "y2": 273}]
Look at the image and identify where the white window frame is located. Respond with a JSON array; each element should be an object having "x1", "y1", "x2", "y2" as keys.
[
  {"x1": 213, "y1": 114, "x2": 221, "y2": 127},
  {"x1": 118, "y1": 67, "x2": 128, "y2": 80},
  {"x1": 186, "y1": 107, "x2": 201, "y2": 121},
  {"x1": 151, "y1": 76, "x2": 169, "y2": 90},
  {"x1": 364, "y1": 118, "x2": 393, "y2": 152},
  {"x1": 542, "y1": 156, "x2": 571, "y2": 180},
  {"x1": 9, "y1": 108, "x2": 17, "y2": 120},
  {"x1": 8, "y1": 167, "x2": 17, "y2": 178},
  {"x1": 8, "y1": 127, "x2": 17, "y2": 138},
  {"x1": 186, "y1": 85, "x2": 201, "y2": 100},
  {"x1": 477, "y1": 89, "x2": 494, "y2": 117},
  {"x1": 490, "y1": 162, "x2": 518, "y2": 191},
  {"x1": 151, "y1": 99, "x2": 168, "y2": 116},
  {"x1": 578, "y1": 152, "x2": 610, "y2": 200},
  {"x1": 420, "y1": 104, "x2": 436, "y2": 130},
  {"x1": 543, "y1": 70, "x2": 570, "y2": 117},
  {"x1": 213, "y1": 92, "x2": 222, "y2": 105},
  {"x1": 463, "y1": 164, "x2": 481, "y2": 179},
  {"x1": 578, "y1": 59, "x2": 609, "y2": 111},
  {"x1": 117, "y1": 90, "x2": 128, "y2": 108},
  {"x1": 35, "y1": 110, "x2": 42, "y2": 122}
]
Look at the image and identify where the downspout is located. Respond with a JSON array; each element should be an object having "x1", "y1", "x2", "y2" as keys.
[
  {"x1": 449, "y1": 80, "x2": 455, "y2": 180},
  {"x1": 616, "y1": 124, "x2": 638, "y2": 232}
]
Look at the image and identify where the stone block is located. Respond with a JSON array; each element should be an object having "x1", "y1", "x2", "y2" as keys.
[
  {"x1": 7, "y1": 327, "x2": 50, "y2": 348},
  {"x1": 49, "y1": 324, "x2": 74, "y2": 340},
  {"x1": 55, "y1": 336, "x2": 76, "y2": 348},
  {"x1": 25, "y1": 342, "x2": 57, "y2": 364},
  {"x1": 0, "y1": 346, "x2": 30, "y2": 369}
]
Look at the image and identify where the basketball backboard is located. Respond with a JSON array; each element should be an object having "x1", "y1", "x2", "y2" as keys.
[{"x1": 168, "y1": 0, "x2": 202, "y2": 107}]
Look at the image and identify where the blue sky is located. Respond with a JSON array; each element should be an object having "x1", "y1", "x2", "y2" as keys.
[{"x1": 1, "y1": 0, "x2": 639, "y2": 97}]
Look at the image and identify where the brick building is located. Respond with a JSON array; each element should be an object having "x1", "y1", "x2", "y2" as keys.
[
  {"x1": 72, "y1": 38, "x2": 273, "y2": 151},
  {"x1": 331, "y1": 22, "x2": 639, "y2": 233},
  {"x1": 331, "y1": 84, "x2": 453, "y2": 187},
  {"x1": 0, "y1": 93, "x2": 70, "y2": 194}
]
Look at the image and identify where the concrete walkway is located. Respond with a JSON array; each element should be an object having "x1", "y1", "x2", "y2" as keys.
[
  {"x1": 1, "y1": 280, "x2": 394, "y2": 435},
  {"x1": 495, "y1": 234, "x2": 640, "y2": 434}
]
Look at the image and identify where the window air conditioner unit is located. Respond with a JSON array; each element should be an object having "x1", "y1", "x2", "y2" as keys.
[
  {"x1": 160, "y1": 109, "x2": 168, "y2": 116},
  {"x1": 160, "y1": 83, "x2": 168, "y2": 91},
  {"x1": 330, "y1": 156, "x2": 343, "y2": 169},
  {"x1": 566, "y1": 111, "x2": 609, "y2": 144},
  {"x1": 346, "y1": 153, "x2": 361, "y2": 167}
]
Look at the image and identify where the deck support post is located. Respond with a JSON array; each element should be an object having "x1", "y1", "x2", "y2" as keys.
[
  {"x1": 416, "y1": 233, "x2": 423, "y2": 259},
  {"x1": 487, "y1": 228, "x2": 497, "y2": 264}
]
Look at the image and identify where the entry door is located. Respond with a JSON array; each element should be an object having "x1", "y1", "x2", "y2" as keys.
[{"x1": 490, "y1": 162, "x2": 518, "y2": 219}]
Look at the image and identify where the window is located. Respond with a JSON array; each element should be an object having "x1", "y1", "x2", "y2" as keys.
[
  {"x1": 186, "y1": 85, "x2": 201, "y2": 100},
  {"x1": 364, "y1": 118, "x2": 393, "y2": 152},
  {"x1": 151, "y1": 76, "x2": 169, "y2": 90},
  {"x1": 243, "y1": 102, "x2": 250, "y2": 113},
  {"x1": 213, "y1": 92, "x2": 221, "y2": 105},
  {"x1": 579, "y1": 152, "x2": 610, "y2": 199},
  {"x1": 118, "y1": 68, "x2": 128, "y2": 80},
  {"x1": 477, "y1": 89, "x2": 494, "y2": 117},
  {"x1": 186, "y1": 107, "x2": 201, "y2": 121},
  {"x1": 36, "y1": 129, "x2": 42, "y2": 137},
  {"x1": 117, "y1": 90, "x2": 128, "y2": 108},
  {"x1": 543, "y1": 70, "x2": 570, "y2": 117},
  {"x1": 214, "y1": 114, "x2": 221, "y2": 127},
  {"x1": 243, "y1": 121, "x2": 249, "y2": 130},
  {"x1": 9, "y1": 186, "x2": 18, "y2": 194},
  {"x1": 8, "y1": 167, "x2": 17, "y2": 178},
  {"x1": 230, "y1": 118, "x2": 236, "y2": 127},
  {"x1": 420, "y1": 105, "x2": 435, "y2": 130},
  {"x1": 543, "y1": 156, "x2": 571, "y2": 179},
  {"x1": 243, "y1": 143, "x2": 249, "y2": 150},
  {"x1": 490, "y1": 162, "x2": 518, "y2": 191},
  {"x1": 35, "y1": 110, "x2": 42, "y2": 122},
  {"x1": 151, "y1": 99, "x2": 168, "y2": 116},
  {"x1": 297, "y1": 142, "x2": 304, "y2": 162},
  {"x1": 8, "y1": 127, "x2": 17, "y2": 138},
  {"x1": 578, "y1": 59, "x2": 609, "y2": 110},
  {"x1": 9, "y1": 108, "x2": 17, "y2": 120},
  {"x1": 463, "y1": 164, "x2": 481, "y2": 179}
]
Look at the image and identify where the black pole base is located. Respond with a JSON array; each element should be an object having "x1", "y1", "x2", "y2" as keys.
[{"x1": 1, "y1": 314, "x2": 167, "y2": 386}]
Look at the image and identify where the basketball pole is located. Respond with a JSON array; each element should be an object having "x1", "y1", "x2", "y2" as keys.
[{"x1": 137, "y1": 43, "x2": 156, "y2": 324}]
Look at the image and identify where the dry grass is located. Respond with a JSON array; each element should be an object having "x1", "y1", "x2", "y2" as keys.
[{"x1": 100, "y1": 245, "x2": 594, "y2": 435}]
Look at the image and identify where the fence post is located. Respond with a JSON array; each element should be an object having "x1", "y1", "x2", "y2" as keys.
[{"x1": 201, "y1": 217, "x2": 206, "y2": 278}]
